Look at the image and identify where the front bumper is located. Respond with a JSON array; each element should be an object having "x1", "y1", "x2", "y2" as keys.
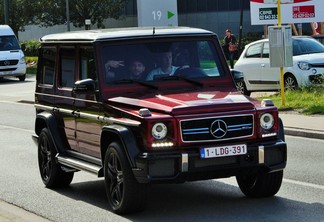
[{"x1": 133, "y1": 140, "x2": 287, "y2": 183}]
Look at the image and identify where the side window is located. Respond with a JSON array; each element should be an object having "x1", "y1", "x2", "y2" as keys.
[
  {"x1": 80, "y1": 47, "x2": 96, "y2": 82},
  {"x1": 40, "y1": 47, "x2": 56, "y2": 85},
  {"x1": 197, "y1": 41, "x2": 220, "y2": 77},
  {"x1": 60, "y1": 48, "x2": 76, "y2": 88},
  {"x1": 245, "y1": 43, "x2": 262, "y2": 58},
  {"x1": 262, "y1": 42, "x2": 270, "y2": 58}
]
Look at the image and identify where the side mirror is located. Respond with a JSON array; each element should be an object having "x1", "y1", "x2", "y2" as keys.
[
  {"x1": 73, "y1": 78, "x2": 96, "y2": 94},
  {"x1": 230, "y1": 69, "x2": 244, "y2": 82}
]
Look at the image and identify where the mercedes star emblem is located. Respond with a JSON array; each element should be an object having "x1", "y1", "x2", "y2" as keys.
[
  {"x1": 4, "y1": 60, "x2": 10, "y2": 66},
  {"x1": 210, "y1": 119, "x2": 228, "y2": 138}
]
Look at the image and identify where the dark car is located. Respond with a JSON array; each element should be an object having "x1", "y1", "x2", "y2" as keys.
[{"x1": 33, "y1": 27, "x2": 287, "y2": 214}]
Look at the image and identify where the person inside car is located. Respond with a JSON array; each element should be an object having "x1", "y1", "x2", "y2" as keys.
[{"x1": 146, "y1": 51, "x2": 178, "y2": 80}]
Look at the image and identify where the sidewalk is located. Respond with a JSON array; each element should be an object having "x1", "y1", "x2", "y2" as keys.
[
  {"x1": 280, "y1": 112, "x2": 324, "y2": 140},
  {"x1": 0, "y1": 200, "x2": 50, "y2": 222}
]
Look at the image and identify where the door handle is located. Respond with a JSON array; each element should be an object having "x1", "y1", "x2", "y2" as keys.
[{"x1": 261, "y1": 64, "x2": 265, "y2": 68}]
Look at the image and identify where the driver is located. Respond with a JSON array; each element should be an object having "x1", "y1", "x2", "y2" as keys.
[{"x1": 146, "y1": 51, "x2": 178, "y2": 80}]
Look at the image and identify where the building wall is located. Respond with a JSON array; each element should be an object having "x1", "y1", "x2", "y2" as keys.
[{"x1": 19, "y1": 12, "x2": 263, "y2": 41}]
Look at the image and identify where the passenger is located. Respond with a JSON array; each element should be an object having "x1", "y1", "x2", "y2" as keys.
[
  {"x1": 128, "y1": 57, "x2": 146, "y2": 80},
  {"x1": 146, "y1": 51, "x2": 178, "y2": 80},
  {"x1": 104, "y1": 60, "x2": 124, "y2": 81}
]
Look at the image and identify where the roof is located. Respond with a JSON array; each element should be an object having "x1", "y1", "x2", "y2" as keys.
[
  {"x1": 39, "y1": 26, "x2": 215, "y2": 43},
  {"x1": 0, "y1": 25, "x2": 15, "y2": 36}
]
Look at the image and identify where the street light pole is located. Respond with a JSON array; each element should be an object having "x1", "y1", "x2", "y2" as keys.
[{"x1": 66, "y1": 0, "x2": 71, "y2": 31}]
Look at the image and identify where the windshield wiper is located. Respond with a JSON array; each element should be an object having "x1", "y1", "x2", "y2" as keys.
[
  {"x1": 158, "y1": 75, "x2": 204, "y2": 88},
  {"x1": 112, "y1": 79, "x2": 158, "y2": 90}
]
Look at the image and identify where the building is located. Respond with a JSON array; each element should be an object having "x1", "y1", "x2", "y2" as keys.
[{"x1": 19, "y1": 0, "x2": 263, "y2": 41}]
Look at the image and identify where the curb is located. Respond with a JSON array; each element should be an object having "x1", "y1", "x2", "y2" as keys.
[{"x1": 284, "y1": 127, "x2": 324, "y2": 140}]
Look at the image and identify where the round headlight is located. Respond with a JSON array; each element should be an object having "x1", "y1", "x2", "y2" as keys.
[
  {"x1": 152, "y1": 123, "x2": 167, "y2": 139},
  {"x1": 298, "y1": 62, "x2": 311, "y2": 70},
  {"x1": 260, "y1": 113, "x2": 274, "y2": 130}
]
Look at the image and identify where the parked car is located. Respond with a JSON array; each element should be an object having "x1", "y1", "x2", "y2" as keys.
[
  {"x1": 234, "y1": 36, "x2": 324, "y2": 96},
  {"x1": 312, "y1": 35, "x2": 324, "y2": 45},
  {"x1": 33, "y1": 27, "x2": 287, "y2": 214},
  {"x1": 0, "y1": 25, "x2": 27, "y2": 81}
]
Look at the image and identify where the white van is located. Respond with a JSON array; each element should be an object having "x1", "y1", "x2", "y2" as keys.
[{"x1": 0, "y1": 25, "x2": 27, "y2": 81}]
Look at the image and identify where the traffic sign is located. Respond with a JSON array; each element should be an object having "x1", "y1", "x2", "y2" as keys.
[
  {"x1": 251, "y1": 0, "x2": 324, "y2": 25},
  {"x1": 137, "y1": 0, "x2": 178, "y2": 27}
]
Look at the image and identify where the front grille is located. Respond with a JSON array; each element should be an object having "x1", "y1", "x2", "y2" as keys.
[
  {"x1": 0, "y1": 60, "x2": 19, "y2": 66},
  {"x1": 180, "y1": 114, "x2": 254, "y2": 142},
  {"x1": 0, "y1": 68, "x2": 16, "y2": 72}
]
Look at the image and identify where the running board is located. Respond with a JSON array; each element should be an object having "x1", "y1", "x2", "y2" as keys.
[{"x1": 56, "y1": 154, "x2": 102, "y2": 177}]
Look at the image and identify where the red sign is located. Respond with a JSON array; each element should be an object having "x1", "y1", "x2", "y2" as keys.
[
  {"x1": 251, "y1": 0, "x2": 311, "y2": 3},
  {"x1": 293, "y1": 5, "x2": 315, "y2": 18}
]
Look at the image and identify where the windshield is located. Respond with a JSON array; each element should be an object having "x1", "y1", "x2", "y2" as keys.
[
  {"x1": 293, "y1": 38, "x2": 324, "y2": 56},
  {"x1": 0, "y1": 35, "x2": 21, "y2": 51},
  {"x1": 101, "y1": 39, "x2": 225, "y2": 85}
]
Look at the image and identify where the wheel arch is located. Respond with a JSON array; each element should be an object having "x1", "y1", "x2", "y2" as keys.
[
  {"x1": 101, "y1": 125, "x2": 141, "y2": 169},
  {"x1": 35, "y1": 112, "x2": 67, "y2": 154}
]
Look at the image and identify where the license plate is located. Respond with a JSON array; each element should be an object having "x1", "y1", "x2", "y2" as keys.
[{"x1": 200, "y1": 144, "x2": 247, "y2": 159}]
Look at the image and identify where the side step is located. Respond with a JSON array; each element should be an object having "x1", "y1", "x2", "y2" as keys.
[{"x1": 56, "y1": 154, "x2": 102, "y2": 177}]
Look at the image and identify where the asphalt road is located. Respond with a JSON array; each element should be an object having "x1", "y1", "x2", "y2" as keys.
[{"x1": 0, "y1": 77, "x2": 323, "y2": 221}]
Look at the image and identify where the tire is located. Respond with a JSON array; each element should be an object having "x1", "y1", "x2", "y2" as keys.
[
  {"x1": 236, "y1": 170, "x2": 283, "y2": 198},
  {"x1": 18, "y1": 74, "x2": 26, "y2": 81},
  {"x1": 284, "y1": 74, "x2": 298, "y2": 90},
  {"x1": 38, "y1": 128, "x2": 74, "y2": 188},
  {"x1": 104, "y1": 142, "x2": 148, "y2": 214},
  {"x1": 235, "y1": 80, "x2": 251, "y2": 96}
]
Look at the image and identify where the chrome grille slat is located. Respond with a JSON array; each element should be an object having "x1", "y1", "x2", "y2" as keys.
[{"x1": 180, "y1": 114, "x2": 254, "y2": 142}]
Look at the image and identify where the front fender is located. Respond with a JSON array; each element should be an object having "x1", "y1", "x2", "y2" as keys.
[{"x1": 101, "y1": 125, "x2": 140, "y2": 168}]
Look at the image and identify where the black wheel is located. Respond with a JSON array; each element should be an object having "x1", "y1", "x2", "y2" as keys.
[
  {"x1": 284, "y1": 74, "x2": 298, "y2": 90},
  {"x1": 18, "y1": 74, "x2": 26, "y2": 81},
  {"x1": 38, "y1": 128, "x2": 74, "y2": 188},
  {"x1": 104, "y1": 142, "x2": 148, "y2": 214},
  {"x1": 236, "y1": 170, "x2": 283, "y2": 198},
  {"x1": 235, "y1": 80, "x2": 251, "y2": 96}
]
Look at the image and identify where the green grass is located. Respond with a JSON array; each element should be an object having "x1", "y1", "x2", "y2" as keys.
[{"x1": 259, "y1": 85, "x2": 324, "y2": 115}]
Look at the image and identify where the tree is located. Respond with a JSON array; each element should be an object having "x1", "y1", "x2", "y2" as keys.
[
  {"x1": 31, "y1": 0, "x2": 127, "y2": 29},
  {"x1": 0, "y1": 0, "x2": 37, "y2": 36},
  {"x1": 1, "y1": 0, "x2": 127, "y2": 35}
]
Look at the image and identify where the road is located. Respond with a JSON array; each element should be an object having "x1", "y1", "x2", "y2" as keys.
[{"x1": 0, "y1": 77, "x2": 323, "y2": 221}]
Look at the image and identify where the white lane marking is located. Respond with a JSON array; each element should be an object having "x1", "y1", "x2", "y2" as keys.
[
  {"x1": 0, "y1": 125, "x2": 34, "y2": 134},
  {"x1": 215, "y1": 177, "x2": 324, "y2": 191},
  {"x1": 283, "y1": 178, "x2": 324, "y2": 191}
]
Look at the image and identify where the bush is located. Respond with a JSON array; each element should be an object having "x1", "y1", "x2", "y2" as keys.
[{"x1": 20, "y1": 40, "x2": 40, "y2": 56}]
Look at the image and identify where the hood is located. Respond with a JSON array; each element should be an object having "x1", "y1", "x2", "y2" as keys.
[
  {"x1": 108, "y1": 90, "x2": 255, "y2": 115},
  {"x1": 0, "y1": 50, "x2": 24, "y2": 60},
  {"x1": 295, "y1": 52, "x2": 324, "y2": 64}
]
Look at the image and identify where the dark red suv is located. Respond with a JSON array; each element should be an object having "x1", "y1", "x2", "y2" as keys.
[{"x1": 33, "y1": 27, "x2": 287, "y2": 214}]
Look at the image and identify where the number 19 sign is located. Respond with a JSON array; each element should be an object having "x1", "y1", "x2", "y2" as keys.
[{"x1": 137, "y1": 0, "x2": 178, "y2": 27}]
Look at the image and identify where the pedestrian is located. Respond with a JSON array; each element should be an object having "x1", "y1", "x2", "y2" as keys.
[{"x1": 223, "y1": 29, "x2": 237, "y2": 69}]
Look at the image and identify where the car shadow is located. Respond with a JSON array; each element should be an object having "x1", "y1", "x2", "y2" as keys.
[
  {"x1": 53, "y1": 178, "x2": 324, "y2": 221},
  {"x1": 0, "y1": 75, "x2": 34, "y2": 85}
]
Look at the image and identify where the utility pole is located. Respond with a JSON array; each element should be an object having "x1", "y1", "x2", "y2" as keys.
[
  {"x1": 66, "y1": 0, "x2": 71, "y2": 31},
  {"x1": 238, "y1": 0, "x2": 244, "y2": 54},
  {"x1": 4, "y1": 0, "x2": 9, "y2": 24}
]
